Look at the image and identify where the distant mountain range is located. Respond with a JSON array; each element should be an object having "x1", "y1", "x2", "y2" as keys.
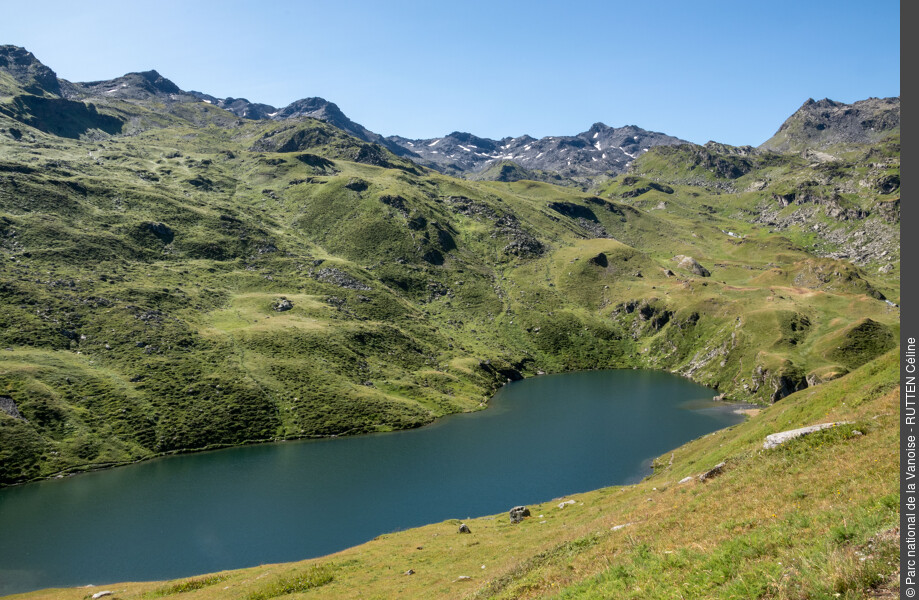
[
  {"x1": 0, "y1": 43, "x2": 900, "y2": 184},
  {"x1": 385, "y1": 124, "x2": 686, "y2": 180},
  {"x1": 0, "y1": 44, "x2": 690, "y2": 181}
]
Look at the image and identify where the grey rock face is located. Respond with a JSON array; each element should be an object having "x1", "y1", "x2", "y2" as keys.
[
  {"x1": 0, "y1": 395, "x2": 25, "y2": 420},
  {"x1": 0, "y1": 45, "x2": 61, "y2": 96}
]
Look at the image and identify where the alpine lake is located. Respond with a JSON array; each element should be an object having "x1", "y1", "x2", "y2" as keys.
[{"x1": 0, "y1": 369, "x2": 747, "y2": 595}]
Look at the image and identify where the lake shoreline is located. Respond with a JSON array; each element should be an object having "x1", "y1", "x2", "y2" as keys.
[{"x1": 1, "y1": 366, "x2": 761, "y2": 489}]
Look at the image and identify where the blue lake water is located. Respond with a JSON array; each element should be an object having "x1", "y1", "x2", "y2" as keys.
[{"x1": 0, "y1": 369, "x2": 744, "y2": 595}]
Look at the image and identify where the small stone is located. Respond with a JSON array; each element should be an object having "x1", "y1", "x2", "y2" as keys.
[
  {"x1": 458, "y1": 523, "x2": 471, "y2": 534},
  {"x1": 457, "y1": 575, "x2": 472, "y2": 581},
  {"x1": 404, "y1": 569, "x2": 415, "y2": 575},
  {"x1": 91, "y1": 592, "x2": 114, "y2": 599},
  {"x1": 557, "y1": 499, "x2": 576, "y2": 509},
  {"x1": 678, "y1": 476, "x2": 693, "y2": 484}
]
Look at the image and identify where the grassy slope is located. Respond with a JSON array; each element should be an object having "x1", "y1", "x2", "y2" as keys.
[
  {"x1": 11, "y1": 348, "x2": 899, "y2": 600},
  {"x1": 0, "y1": 93, "x2": 901, "y2": 486}
]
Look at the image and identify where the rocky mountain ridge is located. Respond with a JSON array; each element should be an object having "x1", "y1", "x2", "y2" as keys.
[
  {"x1": 386, "y1": 123, "x2": 687, "y2": 180},
  {"x1": 0, "y1": 45, "x2": 685, "y2": 179}
]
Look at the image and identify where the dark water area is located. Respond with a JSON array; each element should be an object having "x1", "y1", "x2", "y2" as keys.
[{"x1": 0, "y1": 369, "x2": 744, "y2": 595}]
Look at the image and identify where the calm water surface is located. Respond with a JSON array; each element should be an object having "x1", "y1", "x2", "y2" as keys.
[{"x1": 0, "y1": 370, "x2": 743, "y2": 594}]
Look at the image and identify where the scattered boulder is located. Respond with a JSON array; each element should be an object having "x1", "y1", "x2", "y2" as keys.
[
  {"x1": 557, "y1": 499, "x2": 576, "y2": 509},
  {"x1": 611, "y1": 522, "x2": 634, "y2": 531},
  {"x1": 587, "y1": 252, "x2": 609, "y2": 267},
  {"x1": 678, "y1": 476, "x2": 694, "y2": 484},
  {"x1": 673, "y1": 255, "x2": 711, "y2": 277},
  {"x1": 509, "y1": 505, "x2": 530, "y2": 524},
  {"x1": 763, "y1": 422, "x2": 852, "y2": 449},
  {"x1": 698, "y1": 461, "x2": 726, "y2": 482},
  {"x1": 405, "y1": 569, "x2": 415, "y2": 575},
  {"x1": 273, "y1": 297, "x2": 293, "y2": 312},
  {"x1": 458, "y1": 523, "x2": 471, "y2": 534},
  {"x1": 91, "y1": 592, "x2": 114, "y2": 600}
]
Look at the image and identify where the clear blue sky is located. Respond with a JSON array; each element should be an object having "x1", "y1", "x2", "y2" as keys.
[{"x1": 1, "y1": 0, "x2": 900, "y2": 145}]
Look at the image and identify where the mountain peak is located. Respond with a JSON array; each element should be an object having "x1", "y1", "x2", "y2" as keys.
[
  {"x1": 761, "y1": 96, "x2": 900, "y2": 152},
  {"x1": 0, "y1": 44, "x2": 61, "y2": 96},
  {"x1": 75, "y1": 69, "x2": 183, "y2": 100},
  {"x1": 276, "y1": 97, "x2": 345, "y2": 120}
]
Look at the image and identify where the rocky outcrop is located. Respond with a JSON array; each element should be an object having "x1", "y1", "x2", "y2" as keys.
[
  {"x1": 750, "y1": 363, "x2": 808, "y2": 402},
  {"x1": 698, "y1": 461, "x2": 726, "y2": 482},
  {"x1": 0, "y1": 396, "x2": 25, "y2": 420},
  {"x1": 273, "y1": 298, "x2": 293, "y2": 312},
  {"x1": 313, "y1": 267, "x2": 371, "y2": 291}
]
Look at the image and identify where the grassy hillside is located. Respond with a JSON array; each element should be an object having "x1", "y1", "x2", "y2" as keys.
[
  {"x1": 0, "y1": 53, "x2": 902, "y2": 599},
  {"x1": 0, "y1": 85, "x2": 900, "y2": 486},
  {"x1": 12, "y1": 348, "x2": 899, "y2": 600}
]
